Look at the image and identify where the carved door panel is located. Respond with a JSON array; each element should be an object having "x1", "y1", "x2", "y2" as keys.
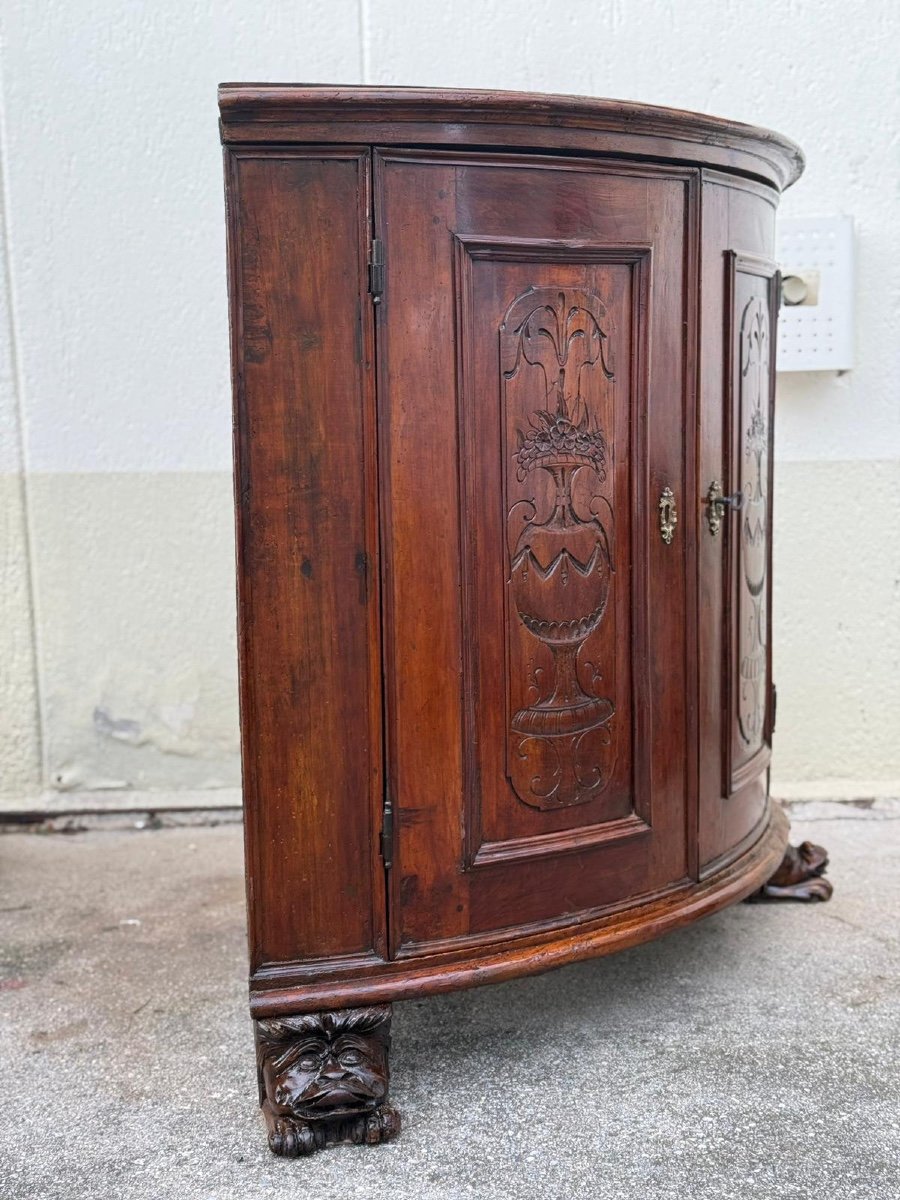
[
  {"x1": 725, "y1": 254, "x2": 778, "y2": 793},
  {"x1": 375, "y1": 152, "x2": 692, "y2": 954}
]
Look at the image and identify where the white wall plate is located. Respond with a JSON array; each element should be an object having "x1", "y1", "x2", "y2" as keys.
[{"x1": 776, "y1": 215, "x2": 854, "y2": 372}]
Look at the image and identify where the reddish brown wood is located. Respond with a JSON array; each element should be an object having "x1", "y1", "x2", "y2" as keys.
[
  {"x1": 218, "y1": 86, "x2": 803, "y2": 191},
  {"x1": 373, "y1": 152, "x2": 691, "y2": 955},
  {"x1": 696, "y1": 176, "x2": 777, "y2": 873},
  {"x1": 248, "y1": 801, "x2": 790, "y2": 1017},
  {"x1": 219, "y1": 86, "x2": 826, "y2": 1158},
  {"x1": 224, "y1": 148, "x2": 385, "y2": 972}
]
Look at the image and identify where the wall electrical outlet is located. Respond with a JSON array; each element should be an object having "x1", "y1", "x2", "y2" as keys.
[{"x1": 776, "y1": 215, "x2": 854, "y2": 372}]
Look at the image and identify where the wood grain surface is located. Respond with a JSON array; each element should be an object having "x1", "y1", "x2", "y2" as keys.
[{"x1": 220, "y1": 89, "x2": 806, "y2": 1019}]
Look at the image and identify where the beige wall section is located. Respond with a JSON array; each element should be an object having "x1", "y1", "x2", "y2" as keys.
[
  {"x1": 0, "y1": 474, "x2": 41, "y2": 796},
  {"x1": 26, "y1": 472, "x2": 240, "y2": 795},
  {"x1": 0, "y1": 123, "x2": 41, "y2": 798},
  {"x1": 771, "y1": 460, "x2": 900, "y2": 796}
]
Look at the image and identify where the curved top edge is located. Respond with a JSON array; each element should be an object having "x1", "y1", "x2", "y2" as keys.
[{"x1": 218, "y1": 84, "x2": 804, "y2": 190}]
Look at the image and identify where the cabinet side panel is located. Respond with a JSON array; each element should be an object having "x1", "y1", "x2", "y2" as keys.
[{"x1": 225, "y1": 150, "x2": 383, "y2": 969}]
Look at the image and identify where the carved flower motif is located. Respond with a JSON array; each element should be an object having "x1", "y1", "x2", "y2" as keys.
[{"x1": 515, "y1": 408, "x2": 608, "y2": 481}]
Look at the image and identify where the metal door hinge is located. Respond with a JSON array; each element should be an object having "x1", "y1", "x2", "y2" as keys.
[
  {"x1": 380, "y1": 793, "x2": 394, "y2": 869},
  {"x1": 369, "y1": 237, "x2": 384, "y2": 304}
]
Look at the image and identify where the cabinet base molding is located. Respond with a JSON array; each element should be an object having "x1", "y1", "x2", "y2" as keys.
[
  {"x1": 255, "y1": 1005, "x2": 400, "y2": 1157},
  {"x1": 749, "y1": 840, "x2": 833, "y2": 902}
]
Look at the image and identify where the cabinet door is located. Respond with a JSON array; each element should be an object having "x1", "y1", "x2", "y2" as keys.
[
  {"x1": 697, "y1": 177, "x2": 779, "y2": 873},
  {"x1": 375, "y1": 152, "x2": 693, "y2": 955}
]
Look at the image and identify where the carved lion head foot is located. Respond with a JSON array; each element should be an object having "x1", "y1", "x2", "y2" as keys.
[
  {"x1": 255, "y1": 1005, "x2": 401, "y2": 1157},
  {"x1": 749, "y1": 839, "x2": 834, "y2": 902}
]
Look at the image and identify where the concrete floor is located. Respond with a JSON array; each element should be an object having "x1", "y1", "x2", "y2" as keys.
[{"x1": 1, "y1": 804, "x2": 898, "y2": 1200}]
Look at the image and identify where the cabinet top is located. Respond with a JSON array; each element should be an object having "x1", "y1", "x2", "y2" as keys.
[{"x1": 218, "y1": 84, "x2": 803, "y2": 192}]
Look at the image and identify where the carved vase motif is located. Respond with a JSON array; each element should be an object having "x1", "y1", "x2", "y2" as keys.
[{"x1": 501, "y1": 288, "x2": 616, "y2": 809}]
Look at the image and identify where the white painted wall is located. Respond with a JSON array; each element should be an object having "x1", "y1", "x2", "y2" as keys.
[{"x1": 1, "y1": 0, "x2": 897, "y2": 806}]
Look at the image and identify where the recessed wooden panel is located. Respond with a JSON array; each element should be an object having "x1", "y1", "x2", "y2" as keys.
[
  {"x1": 724, "y1": 252, "x2": 779, "y2": 796},
  {"x1": 453, "y1": 238, "x2": 652, "y2": 867}
]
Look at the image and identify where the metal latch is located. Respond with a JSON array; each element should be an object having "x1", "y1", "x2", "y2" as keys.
[{"x1": 704, "y1": 479, "x2": 744, "y2": 536}]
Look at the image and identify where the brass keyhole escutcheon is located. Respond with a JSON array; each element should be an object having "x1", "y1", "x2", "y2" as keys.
[
  {"x1": 659, "y1": 487, "x2": 677, "y2": 545},
  {"x1": 704, "y1": 479, "x2": 745, "y2": 536}
]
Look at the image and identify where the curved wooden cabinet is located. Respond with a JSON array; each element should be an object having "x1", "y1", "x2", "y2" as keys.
[{"x1": 220, "y1": 86, "x2": 828, "y2": 1157}]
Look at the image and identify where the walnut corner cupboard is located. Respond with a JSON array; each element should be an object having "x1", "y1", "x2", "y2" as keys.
[{"x1": 219, "y1": 84, "x2": 832, "y2": 1158}]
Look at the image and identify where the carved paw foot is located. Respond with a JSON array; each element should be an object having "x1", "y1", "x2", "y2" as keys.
[
  {"x1": 750, "y1": 840, "x2": 833, "y2": 902},
  {"x1": 263, "y1": 1105, "x2": 323, "y2": 1157},
  {"x1": 262, "y1": 1100, "x2": 401, "y2": 1156},
  {"x1": 357, "y1": 1103, "x2": 401, "y2": 1146}
]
